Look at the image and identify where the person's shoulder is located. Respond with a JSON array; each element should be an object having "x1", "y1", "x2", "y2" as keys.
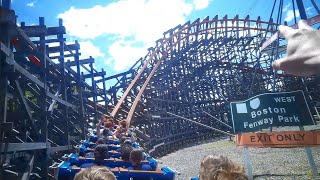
[
  {"x1": 127, "y1": 166, "x2": 134, "y2": 170},
  {"x1": 80, "y1": 163, "x2": 94, "y2": 168},
  {"x1": 141, "y1": 164, "x2": 152, "y2": 171}
]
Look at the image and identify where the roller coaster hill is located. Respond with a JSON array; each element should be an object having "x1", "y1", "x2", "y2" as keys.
[{"x1": 1, "y1": 0, "x2": 320, "y2": 179}]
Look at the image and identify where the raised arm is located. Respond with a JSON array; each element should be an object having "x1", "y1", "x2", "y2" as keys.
[
  {"x1": 96, "y1": 119, "x2": 104, "y2": 137},
  {"x1": 272, "y1": 20, "x2": 320, "y2": 76}
]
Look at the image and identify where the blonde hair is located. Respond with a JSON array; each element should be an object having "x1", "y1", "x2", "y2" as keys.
[
  {"x1": 74, "y1": 166, "x2": 116, "y2": 180},
  {"x1": 199, "y1": 155, "x2": 248, "y2": 180}
]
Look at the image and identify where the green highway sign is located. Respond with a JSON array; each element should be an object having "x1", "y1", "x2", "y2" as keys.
[{"x1": 230, "y1": 90, "x2": 315, "y2": 133}]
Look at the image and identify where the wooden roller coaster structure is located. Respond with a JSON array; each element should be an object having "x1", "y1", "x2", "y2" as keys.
[{"x1": 0, "y1": 0, "x2": 320, "y2": 179}]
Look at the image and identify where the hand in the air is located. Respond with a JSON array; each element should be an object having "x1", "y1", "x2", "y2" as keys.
[{"x1": 272, "y1": 20, "x2": 320, "y2": 76}]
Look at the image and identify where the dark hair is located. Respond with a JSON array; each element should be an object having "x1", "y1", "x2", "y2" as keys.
[
  {"x1": 104, "y1": 121, "x2": 112, "y2": 128},
  {"x1": 109, "y1": 119, "x2": 114, "y2": 126},
  {"x1": 121, "y1": 139, "x2": 132, "y2": 150},
  {"x1": 102, "y1": 128, "x2": 110, "y2": 136},
  {"x1": 119, "y1": 135, "x2": 127, "y2": 144},
  {"x1": 96, "y1": 138, "x2": 106, "y2": 145},
  {"x1": 123, "y1": 139, "x2": 132, "y2": 146},
  {"x1": 101, "y1": 115, "x2": 108, "y2": 121},
  {"x1": 94, "y1": 144, "x2": 109, "y2": 164},
  {"x1": 130, "y1": 149, "x2": 143, "y2": 169},
  {"x1": 121, "y1": 144, "x2": 133, "y2": 161},
  {"x1": 120, "y1": 120, "x2": 127, "y2": 129}
]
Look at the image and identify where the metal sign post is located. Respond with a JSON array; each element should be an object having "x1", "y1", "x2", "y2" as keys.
[
  {"x1": 299, "y1": 126, "x2": 319, "y2": 177},
  {"x1": 237, "y1": 130, "x2": 320, "y2": 179},
  {"x1": 243, "y1": 147, "x2": 253, "y2": 180}
]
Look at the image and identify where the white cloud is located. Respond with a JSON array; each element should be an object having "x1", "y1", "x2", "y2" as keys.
[
  {"x1": 193, "y1": 0, "x2": 210, "y2": 10},
  {"x1": 26, "y1": 1, "x2": 36, "y2": 7},
  {"x1": 282, "y1": 3, "x2": 290, "y2": 12},
  {"x1": 284, "y1": 10, "x2": 300, "y2": 22},
  {"x1": 78, "y1": 41, "x2": 104, "y2": 59},
  {"x1": 58, "y1": 0, "x2": 193, "y2": 44},
  {"x1": 58, "y1": 0, "x2": 212, "y2": 72},
  {"x1": 284, "y1": 6, "x2": 313, "y2": 22},
  {"x1": 107, "y1": 40, "x2": 147, "y2": 71}
]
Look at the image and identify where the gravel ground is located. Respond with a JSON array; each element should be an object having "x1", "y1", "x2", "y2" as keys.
[{"x1": 158, "y1": 125, "x2": 320, "y2": 180}]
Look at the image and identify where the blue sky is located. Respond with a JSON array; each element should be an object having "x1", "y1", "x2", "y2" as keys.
[{"x1": 11, "y1": 0, "x2": 318, "y2": 88}]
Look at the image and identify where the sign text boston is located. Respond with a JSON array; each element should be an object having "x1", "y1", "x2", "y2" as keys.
[{"x1": 230, "y1": 90, "x2": 315, "y2": 133}]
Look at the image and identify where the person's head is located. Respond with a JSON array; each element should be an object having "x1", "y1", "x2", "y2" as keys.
[
  {"x1": 121, "y1": 139, "x2": 132, "y2": 149},
  {"x1": 101, "y1": 115, "x2": 108, "y2": 122},
  {"x1": 110, "y1": 118, "x2": 115, "y2": 125},
  {"x1": 130, "y1": 149, "x2": 143, "y2": 166},
  {"x1": 74, "y1": 165, "x2": 116, "y2": 180},
  {"x1": 199, "y1": 155, "x2": 248, "y2": 180},
  {"x1": 104, "y1": 121, "x2": 112, "y2": 129},
  {"x1": 95, "y1": 138, "x2": 106, "y2": 145},
  {"x1": 108, "y1": 118, "x2": 114, "y2": 124},
  {"x1": 102, "y1": 129, "x2": 110, "y2": 137},
  {"x1": 123, "y1": 139, "x2": 132, "y2": 146},
  {"x1": 94, "y1": 144, "x2": 109, "y2": 164},
  {"x1": 119, "y1": 120, "x2": 127, "y2": 129},
  {"x1": 121, "y1": 144, "x2": 133, "y2": 161},
  {"x1": 119, "y1": 135, "x2": 127, "y2": 144}
]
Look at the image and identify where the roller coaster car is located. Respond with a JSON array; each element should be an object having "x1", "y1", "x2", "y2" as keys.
[
  {"x1": 78, "y1": 139, "x2": 141, "y2": 158},
  {"x1": 87, "y1": 135, "x2": 140, "y2": 148},
  {"x1": 89, "y1": 135, "x2": 121, "y2": 145},
  {"x1": 65, "y1": 153, "x2": 158, "y2": 170},
  {"x1": 54, "y1": 154, "x2": 174, "y2": 180},
  {"x1": 85, "y1": 136, "x2": 121, "y2": 145},
  {"x1": 81, "y1": 149, "x2": 122, "y2": 159},
  {"x1": 55, "y1": 161, "x2": 175, "y2": 180},
  {"x1": 78, "y1": 143, "x2": 121, "y2": 155}
]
